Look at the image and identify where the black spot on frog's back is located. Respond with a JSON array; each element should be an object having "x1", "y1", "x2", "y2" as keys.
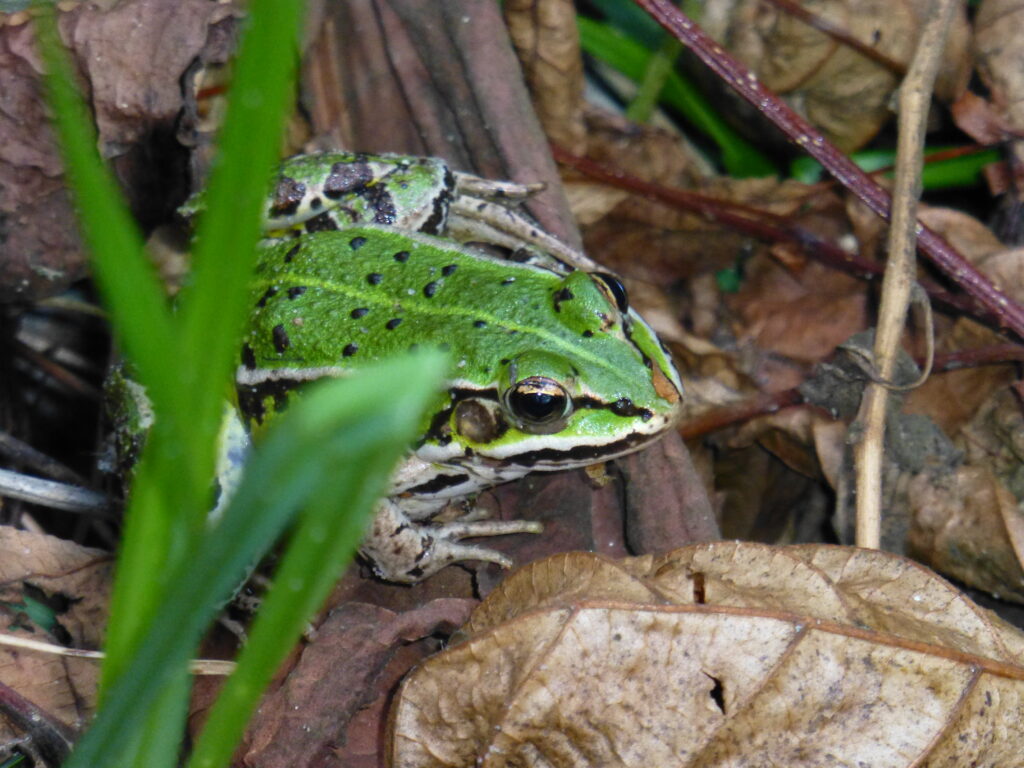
[
  {"x1": 256, "y1": 286, "x2": 278, "y2": 308},
  {"x1": 270, "y1": 176, "x2": 305, "y2": 217},
  {"x1": 272, "y1": 324, "x2": 290, "y2": 353},
  {"x1": 304, "y1": 212, "x2": 340, "y2": 233},
  {"x1": 365, "y1": 184, "x2": 397, "y2": 226},
  {"x1": 323, "y1": 161, "x2": 374, "y2": 199},
  {"x1": 553, "y1": 287, "x2": 574, "y2": 312}
]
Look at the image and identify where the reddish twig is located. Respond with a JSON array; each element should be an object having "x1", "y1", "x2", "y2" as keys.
[
  {"x1": 552, "y1": 147, "x2": 981, "y2": 321},
  {"x1": 932, "y1": 343, "x2": 1024, "y2": 370},
  {"x1": 634, "y1": 0, "x2": 1024, "y2": 341},
  {"x1": 679, "y1": 343, "x2": 1024, "y2": 439}
]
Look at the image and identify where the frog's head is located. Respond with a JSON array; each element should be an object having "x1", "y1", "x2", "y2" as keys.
[{"x1": 426, "y1": 270, "x2": 683, "y2": 471}]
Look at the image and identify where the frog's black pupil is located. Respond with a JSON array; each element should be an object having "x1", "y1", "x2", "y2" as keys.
[
  {"x1": 593, "y1": 271, "x2": 629, "y2": 313},
  {"x1": 512, "y1": 390, "x2": 561, "y2": 421}
]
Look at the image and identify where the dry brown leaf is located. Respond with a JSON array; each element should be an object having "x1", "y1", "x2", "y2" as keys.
[
  {"x1": 908, "y1": 465, "x2": 1024, "y2": 603},
  {"x1": 390, "y1": 543, "x2": 1024, "y2": 767},
  {"x1": 950, "y1": 89, "x2": 1014, "y2": 146},
  {"x1": 957, "y1": 386, "x2": 1024, "y2": 490},
  {"x1": 917, "y1": 206, "x2": 1006, "y2": 266},
  {"x1": 731, "y1": 253, "x2": 868, "y2": 365},
  {"x1": 503, "y1": 0, "x2": 586, "y2": 154},
  {"x1": 0, "y1": 21, "x2": 87, "y2": 302},
  {"x1": 975, "y1": 0, "x2": 1024, "y2": 134},
  {"x1": 905, "y1": 317, "x2": 1017, "y2": 436},
  {"x1": 0, "y1": 0, "x2": 238, "y2": 302},
  {"x1": 233, "y1": 599, "x2": 476, "y2": 768},
  {"x1": 905, "y1": 388, "x2": 1024, "y2": 605},
  {"x1": 699, "y1": 0, "x2": 970, "y2": 151},
  {"x1": 0, "y1": 527, "x2": 112, "y2": 742}
]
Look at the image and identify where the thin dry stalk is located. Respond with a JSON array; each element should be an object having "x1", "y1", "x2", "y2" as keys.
[{"x1": 853, "y1": 0, "x2": 959, "y2": 548}]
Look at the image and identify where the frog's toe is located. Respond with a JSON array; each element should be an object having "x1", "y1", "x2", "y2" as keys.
[
  {"x1": 361, "y1": 505, "x2": 542, "y2": 583},
  {"x1": 407, "y1": 520, "x2": 543, "y2": 580},
  {"x1": 435, "y1": 519, "x2": 544, "y2": 539}
]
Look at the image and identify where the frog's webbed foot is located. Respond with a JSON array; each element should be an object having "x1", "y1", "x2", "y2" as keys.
[{"x1": 360, "y1": 499, "x2": 542, "y2": 584}]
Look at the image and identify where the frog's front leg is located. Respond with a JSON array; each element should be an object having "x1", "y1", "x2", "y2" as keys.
[{"x1": 360, "y1": 497, "x2": 543, "y2": 584}]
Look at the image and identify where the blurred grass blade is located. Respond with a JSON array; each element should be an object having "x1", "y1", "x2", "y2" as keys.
[
  {"x1": 34, "y1": 4, "x2": 201, "y2": 718},
  {"x1": 589, "y1": 0, "x2": 666, "y2": 47},
  {"x1": 34, "y1": 7, "x2": 176, "y2": 404},
  {"x1": 185, "y1": 359, "x2": 445, "y2": 767},
  {"x1": 98, "y1": 0, "x2": 305, "y2": 696},
  {"x1": 578, "y1": 16, "x2": 775, "y2": 177},
  {"x1": 625, "y1": 34, "x2": 683, "y2": 124},
  {"x1": 62, "y1": 352, "x2": 446, "y2": 768},
  {"x1": 791, "y1": 146, "x2": 1002, "y2": 189},
  {"x1": 175, "y1": 0, "x2": 305, "y2": 504}
]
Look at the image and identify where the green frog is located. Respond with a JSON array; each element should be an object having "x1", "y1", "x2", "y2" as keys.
[{"x1": 212, "y1": 152, "x2": 683, "y2": 582}]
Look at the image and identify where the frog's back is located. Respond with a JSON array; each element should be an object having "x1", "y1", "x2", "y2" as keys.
[{"x1": 243, "y1": 226, "x2": 557, "y2": 368}]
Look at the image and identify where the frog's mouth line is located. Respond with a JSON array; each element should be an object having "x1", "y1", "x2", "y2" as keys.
[
  {"x1": 475, "y1": 427, "x2": 667, "y2": 469},
  {"x1": 415, "y1": 407, "x2": 674, "y2": 469}
]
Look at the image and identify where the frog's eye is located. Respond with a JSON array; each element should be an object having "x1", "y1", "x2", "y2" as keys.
[
  {"x1": 592, "y1": 272, "x2": 629, "y2": 313},
  {"x1": 504, "y1": 376, "x2": 573, "y2": 433}
]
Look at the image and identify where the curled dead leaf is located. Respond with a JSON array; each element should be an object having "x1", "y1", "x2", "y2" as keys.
[
  {"x1": 0, "y1": 526, "x2": 112, "y2": 744},
  {"x1": 700, "y1": 0, "x2": 970, "y2": 150},
  {"x1": 975, "y1": 0, "x2": 1024, "y2": 132},
  {"x1": 389, "y1": 542, "x2": 1024, "y2": 767},
  {"x1": 909, "y1": 465, "x2": 1024, "y2": 604},
  {"x1": 503, "y1": 0, "x2": 586, "y2": 153},
  {"x1": 0, "y1": 0, "x2": 239, "y2": 301}
]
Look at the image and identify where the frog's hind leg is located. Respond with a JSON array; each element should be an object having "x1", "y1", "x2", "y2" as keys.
[
  {"x1": 452, "y1": 171, "x2": 544, "y2": 202},
  {"x1": 450, "y1": 171, "x2": 599, "y2": 273},
  {"x1": 448, "y1": 197, "x2": 599, "y2": 273},
  {"x1": 360, "y1": 498, "x2": 542, "y2": 584}
]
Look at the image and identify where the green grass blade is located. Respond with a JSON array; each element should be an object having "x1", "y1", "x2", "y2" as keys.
[
  {"x1": 589, "y1": 0, "x2": 666, "y2": 47},
  {"x1": 578, "y1": 16, "x2": 776, "y2": 177},
  {"x1": 33, "y1": 7, "x2": 176, "y2": 403},
  {"x1": 625, "y1": 35, "x2": 683, "y2": 124},
  {"x1": 96, "y1": 0, "x2": 305, "y2": 693},
  {"x1": 62, "y1": 353, "x2": 445, "y2": 768},
  {"x1": 790, "y1": 146, "x2": 1002, "y2": 189},
  {"x1": 184, "y1": 402, "x2": 431, "y2": 768},
  {"x1": 34, "y1": 4, "x2": 204, "y2": 702},
  {"x1": 174, "y1": 0, "x2": 306, "y2": 517}
]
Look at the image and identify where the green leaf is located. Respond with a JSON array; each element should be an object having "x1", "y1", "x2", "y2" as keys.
[
  {"x1": 790, "y1": 146, "x2": 1001, "y2": 189},
  {"x1": 34, "y1": 7, "x2": 177, "y2": 410},
  {"x1": 62, "y1": 353, "x2": 446, "y2": 768},
  {"x1": 578, "y1": 16, "x2": 776, "y2": 177}
]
